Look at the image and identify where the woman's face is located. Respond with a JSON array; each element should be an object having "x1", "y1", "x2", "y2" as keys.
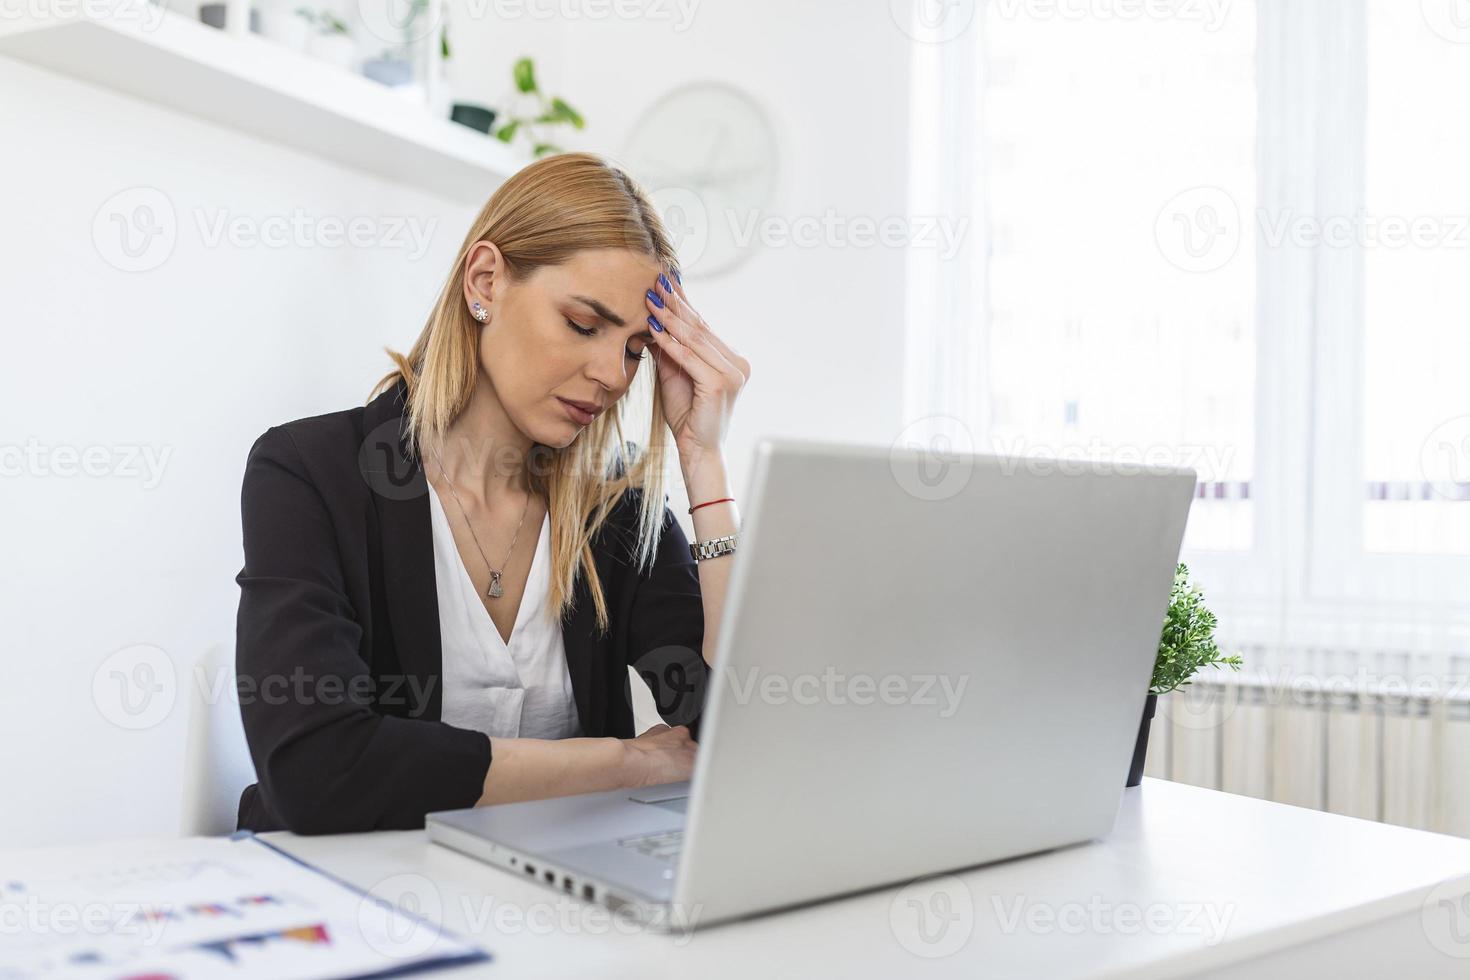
[{"x1": 468, "y1": 245, "x2": 663, "y2": 450}]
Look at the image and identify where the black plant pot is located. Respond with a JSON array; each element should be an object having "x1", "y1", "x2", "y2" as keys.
[
  {"x1": 1126, "y1": 693, "x2": 1158, "y2": 787},
  {"x1": 450, "y1": 103, "x2": 497, "y2": 134}
]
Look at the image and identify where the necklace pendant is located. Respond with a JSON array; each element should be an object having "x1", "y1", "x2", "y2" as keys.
[{"x1": 486, "y1": 570, "x2": 504, "y2": 599}]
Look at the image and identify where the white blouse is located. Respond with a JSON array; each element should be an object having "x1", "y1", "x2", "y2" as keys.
[{"x1": 426, "y1": 482, "x2": 582, "y2": 741}]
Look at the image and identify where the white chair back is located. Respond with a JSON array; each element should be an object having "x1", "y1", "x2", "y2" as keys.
[{"x1": 179, "y1": 644, "x2": 256, "y2": 836}]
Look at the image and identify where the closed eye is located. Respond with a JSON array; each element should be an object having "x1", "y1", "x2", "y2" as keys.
[{"x1": 566, "y1": 318, "x2": 645, "y2": 361}]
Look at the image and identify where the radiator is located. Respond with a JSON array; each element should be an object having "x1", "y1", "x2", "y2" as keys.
[{"x1": 1146, "y1": 658, "x2": 1470, "y2": 837}]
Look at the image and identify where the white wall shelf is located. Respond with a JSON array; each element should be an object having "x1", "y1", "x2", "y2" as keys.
[{"x1": 0, "y1": 9, "x2": 524, "y2": 203}]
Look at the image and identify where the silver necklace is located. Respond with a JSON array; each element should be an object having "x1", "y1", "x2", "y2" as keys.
[{"x1": 429, "y1": 440, "x2": 531, "y2": 600}]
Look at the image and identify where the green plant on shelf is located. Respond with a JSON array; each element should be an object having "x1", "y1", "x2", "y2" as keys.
[
  {"x1": 493, "y1": 57, "x2": 585, "y2": 158},
  {"x1": 1150, "y1": 563, "x2": 1243, "y2": 696},
  {"x1": 299, "y1": 7, "x2": 348, "y2": 34}
]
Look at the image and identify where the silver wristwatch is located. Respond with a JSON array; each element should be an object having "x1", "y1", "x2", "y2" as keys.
[{"x1": 690, "y1": 532, "x2": 738, "y2": 562}]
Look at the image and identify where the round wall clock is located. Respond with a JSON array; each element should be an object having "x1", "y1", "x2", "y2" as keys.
[{"x1": 621, "y1": 82, "x2": 780, "y2": 277}]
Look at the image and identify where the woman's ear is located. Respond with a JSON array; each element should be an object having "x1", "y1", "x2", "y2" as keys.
[{"x1": 462, "y1": 240, "x2": 504, "y2": 313}]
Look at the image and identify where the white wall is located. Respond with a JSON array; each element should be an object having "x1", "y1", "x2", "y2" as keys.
[
  {"x1": 0, "y1": 54, "x2": 479, "y2": 846},
  {"x1": 0, "y1": 1, "x2": 913, "y2": 845},
  {"x1": 539, "y1": 4, "x2": 916, "y2": 478},
  {"x1": 438, "y1": 0, "x2": 917, "y2": 482}
]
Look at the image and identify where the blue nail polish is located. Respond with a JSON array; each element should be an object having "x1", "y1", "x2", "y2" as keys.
[
  {"x1": 648, "y1": 314, "x2": 664, "y2": 332},
  {"x1": 672, "y1": 268, "x2": 682, "y2": 285},
  {"x1": 646, "y1": 287, "x2": 664, "y2": 309},
  {"x1": 658, "y1": 272, "x2": 672, "y2": 292}
]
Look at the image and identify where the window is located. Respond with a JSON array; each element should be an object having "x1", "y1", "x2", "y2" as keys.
[
  {"x1": 906, "y1": 0, "x2": 1470, "y2": 654},
  {"x1": 978, "y1": 3, "x2": 1258, "y2": 553},
  {"x1": 1362, "y1": 0, "x2": 1470, "y2": 556}
]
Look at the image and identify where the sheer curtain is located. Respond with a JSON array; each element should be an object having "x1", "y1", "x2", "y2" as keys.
[{"x1": 903, "y1": 0, "x2": 1470, "y2": 832}]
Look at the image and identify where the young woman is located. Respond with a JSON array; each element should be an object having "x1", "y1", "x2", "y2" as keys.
[{"x1": 234, "y1": 153, "x2": 750, "y2": 834}]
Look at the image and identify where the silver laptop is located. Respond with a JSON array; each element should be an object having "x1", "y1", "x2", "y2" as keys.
[{"x1": 428, "y1": 437, "x2": 1196, "y2": 930}]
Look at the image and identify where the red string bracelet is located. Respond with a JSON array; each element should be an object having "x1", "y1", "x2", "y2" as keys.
[{"x1": 689, "y1": 496, "x2": 735, "y2": 515}]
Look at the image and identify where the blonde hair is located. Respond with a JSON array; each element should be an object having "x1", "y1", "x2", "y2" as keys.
[{"x1": 370, "y1": 152, "x2": 680, "y2": 635}]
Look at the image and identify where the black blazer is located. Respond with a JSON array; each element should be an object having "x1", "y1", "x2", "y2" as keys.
[{"x1": 234, "y1": 379, "x2": 709, "y2": 835}]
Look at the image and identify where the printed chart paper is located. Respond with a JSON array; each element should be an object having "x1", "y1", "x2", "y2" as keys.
[{"x1": 0, "y1": 834, "x2": 489, "y2": 979}]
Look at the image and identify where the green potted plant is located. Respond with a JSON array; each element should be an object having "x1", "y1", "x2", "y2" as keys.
[
  {"x1": 491, "y1": 56, "x2": 585, "y2": 157},
  {"x1": 303, "y1": 8, "x2": 355, "y2": 70},
  {"x1": 256, "y1": 2, "x2": 313, "y2": 51},
  {"x1": 446, "y1": 23, "x2": 503, "y2": 135},
  {"x1": 1127, "y1": 563, "x2": 1243, "y2": 787}
]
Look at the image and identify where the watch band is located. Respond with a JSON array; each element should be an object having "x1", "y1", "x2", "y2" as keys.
[{"x1": 690, "y1": 533, "x2": 738, "y2": 562}]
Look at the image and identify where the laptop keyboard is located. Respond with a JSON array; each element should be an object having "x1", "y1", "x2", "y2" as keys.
[{"x1": 616, "y1": 828, "x2": 685, "y2": 861}]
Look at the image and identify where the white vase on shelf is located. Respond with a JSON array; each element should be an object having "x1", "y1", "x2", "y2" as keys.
[
  {"x1": 308, "y1": 31, "x2": 356, "y2": 70},
  {"x1": 256, "y1": 2, "x2": 311, "y2": 51}
]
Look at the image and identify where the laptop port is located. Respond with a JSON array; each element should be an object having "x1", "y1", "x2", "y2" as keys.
[
  {"x1": 582, "y1": 884, "x2": 595, "y2": 901},
  {"x1": 544, "y1": 870, "x2": 555, "y2": 883},
  {"x1": 562, "y1": 876, "x2": 573, "y2": 892},
  {"x1": 525, "y1": 864, "x2": 536, "y2": 876}
]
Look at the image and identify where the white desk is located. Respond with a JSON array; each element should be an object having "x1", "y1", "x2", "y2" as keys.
[{"x1": 263, "y1": 779, "x2": 1470, "y2": 979}]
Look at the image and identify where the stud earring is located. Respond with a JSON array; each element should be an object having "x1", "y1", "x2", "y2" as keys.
[{"x1": 471, "y1": 302, "x2": 489, "y2": 323}]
